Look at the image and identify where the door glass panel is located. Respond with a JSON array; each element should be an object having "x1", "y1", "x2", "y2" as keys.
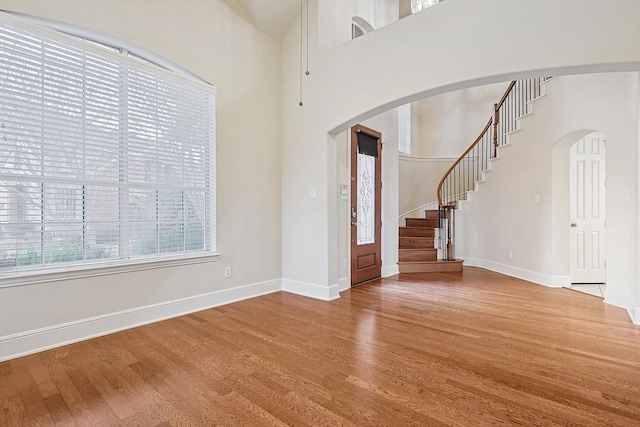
[{"x1": 357, "y1": 152, "x2": 375, "y2": 245}]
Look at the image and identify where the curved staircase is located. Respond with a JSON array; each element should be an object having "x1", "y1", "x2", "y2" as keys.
[{"x1": 399, "y1": 77, "x2": 551, "y2": 274}]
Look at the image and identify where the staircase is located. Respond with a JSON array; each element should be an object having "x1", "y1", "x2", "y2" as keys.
[
  {"x1": 399, "y1": 77, "x2": 551, "y2": 273},
  {"x1": 398, "y1": 210, "x2": 463, "y2": 273}
]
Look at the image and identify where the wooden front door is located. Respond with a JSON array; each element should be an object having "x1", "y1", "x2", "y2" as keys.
[{"x1": 350, "y1": 124, "x2": 382, "y2": 285}]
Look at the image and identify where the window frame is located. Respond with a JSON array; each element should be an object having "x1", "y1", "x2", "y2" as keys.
[{"x1": 0, "y1": 12, "x2": 219, "y2": 288}]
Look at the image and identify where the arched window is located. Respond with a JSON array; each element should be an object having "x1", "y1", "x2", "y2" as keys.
[
  {"x1": 0, "y1": 12, "x2": 217, "y2": 283},
  {"x1": 351, "y1": 16, "x2": 375, "y2": 40}
]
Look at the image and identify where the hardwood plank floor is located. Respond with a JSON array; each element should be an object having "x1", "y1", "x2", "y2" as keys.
[{"x1": 2, "y1": 267, "x2": 640, "y2": 426}]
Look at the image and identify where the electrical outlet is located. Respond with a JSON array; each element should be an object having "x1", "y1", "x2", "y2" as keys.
[
  {"x1": 224, "y1": 266, "x2": 232, "y2": 278},
  {"x1": 343, "y1": 258, "x2": 348, "y2": 269},
  {"x1": 508, "y1": 250, "x2": 513, "y2": 259}
]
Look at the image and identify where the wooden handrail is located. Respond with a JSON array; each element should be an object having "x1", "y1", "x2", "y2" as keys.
[
  {"x1": 496, "y1": 80, "x2": 517, "y2": 109},
  {"x1": 436, "y1": 80, "x2": 517, "y2": 208},
  {"x1": 437, "y1": 118, "x2": 492, "y2": 207}
]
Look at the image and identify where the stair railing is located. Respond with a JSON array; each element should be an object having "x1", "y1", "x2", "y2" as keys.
[{"x1": 436, "y1": 77, "x2": 551, "y2": 260}]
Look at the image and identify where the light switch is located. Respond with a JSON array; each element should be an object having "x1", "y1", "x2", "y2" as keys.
[
  {"x1": 340, "y1": 183, "x2": 348, "y2": 200},
  {"x1": 310, "y1": 188, "x2": 316, "y2": 199}
]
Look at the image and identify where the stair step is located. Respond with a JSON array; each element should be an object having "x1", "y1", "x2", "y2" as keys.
[
  {"x1": 405, "y1": 218, "x2": 439, "y2": 228},
  {"x1": 399, "y1": 227, "x2": 435, "y2": 238},
  {"x1": 398, "y1": 260, "x2": 464, "y2": 273},
  {"x1": 399, "y1": 248, "x2": 437, "y2": 262},
  {"x1": 425, "y1": 210, "x2": 440, "y2": 219},
  {"x1": 399, "y1": 236, "x2": 435, "y2": 249}
]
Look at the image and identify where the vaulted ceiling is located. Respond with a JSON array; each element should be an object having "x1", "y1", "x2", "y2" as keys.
[{"x1": 226, "y1": 0, "x2": 301, "y2": 40}]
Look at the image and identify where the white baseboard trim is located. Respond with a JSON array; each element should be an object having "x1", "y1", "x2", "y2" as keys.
[
  {"x1": 0, "y1": 279, "x2": 282, "y2": 362},
  {"x1": 382, "y1": 264, "x2": 400, "y2": 278},
  {"x1": 338, "y1": 277, "x2": 350, "y2": 292},
  {"x1": 631, "y1": 308, "x2": 640, "y2": 326},
  {"x1": 462, "y1": 257, "x2": 568, "y2": 288},
  {"x1": 282, "y1": 278, "x2": 340, "y2": 301},
  {"x1": 603, "y1": 289, "x2": 631, "y2": 310}
]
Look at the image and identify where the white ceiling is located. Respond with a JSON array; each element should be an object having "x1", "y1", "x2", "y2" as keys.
[{"x1": 237, "y1": 0, "x2": 301, "y2": 40}]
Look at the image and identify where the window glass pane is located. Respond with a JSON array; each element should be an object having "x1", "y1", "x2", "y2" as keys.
[
  {"x1": 85, "y1": 185, "x2": 120, "y2": 259},
  {"x1": 398, "y1": 103, "x2": 411, "y2": 155},
  {"x1": 357, "y1": 153, "x2": 376, "y2": 245}
]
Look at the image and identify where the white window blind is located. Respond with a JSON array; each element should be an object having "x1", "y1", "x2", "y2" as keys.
[{"x1": 0, "y1": 13, "x2": 216, "y2": 276}]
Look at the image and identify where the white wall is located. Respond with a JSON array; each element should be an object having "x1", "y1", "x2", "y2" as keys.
[
  {"x1": 456, "y1": 73, "x2": 639, "y2": 318},
  {"x1": 0, "y1": 0, "x2": 284, "y2": 360},
  {"x1": 281, "y1": 0, "x2": 640, "y2": 306},
  {"x1": 398, "y1": 156, "x2": 452, "y2": 218},
  {"x1": 411, "y1": 83, "x2": 507, "y2": 158}
]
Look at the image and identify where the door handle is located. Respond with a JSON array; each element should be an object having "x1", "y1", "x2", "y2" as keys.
[{"x1": 570, "y1": 223, "x2": 577, "y2": 227}]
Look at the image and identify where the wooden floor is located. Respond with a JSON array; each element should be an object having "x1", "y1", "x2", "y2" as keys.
[{"x1": 2, "y1": 267, "x2": 640, "y2": 426}]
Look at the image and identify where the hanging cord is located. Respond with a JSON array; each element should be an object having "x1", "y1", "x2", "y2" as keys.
[
  {"x1": 299, "y1": 0, "x2": 309, "y2": 106},
  {"x1": 299, "y1": 0, "x2": 304, "y2": 106},
  {"x1": 305, "y1": 0, "x2": 309, "y2": 76}
]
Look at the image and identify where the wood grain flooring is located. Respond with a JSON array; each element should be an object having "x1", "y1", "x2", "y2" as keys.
[{"x1": 2, "y1": 267, "x2": 640, "y2": 426}]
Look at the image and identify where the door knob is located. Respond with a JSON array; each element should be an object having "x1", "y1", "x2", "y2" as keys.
[
  {"x1": 570, "y1": 223, "x2": 577, "y2": 227},
  {"x1": 351, "y1": 221, "x2": 357, "y2": 226}
]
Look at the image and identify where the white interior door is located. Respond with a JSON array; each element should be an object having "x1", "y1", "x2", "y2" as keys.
[{"x1": 569, "y1": 133, "x2": 606, "y2": 283}]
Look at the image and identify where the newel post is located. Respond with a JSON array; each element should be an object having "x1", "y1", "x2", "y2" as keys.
[{"x1": 492, "y1": 102, "x2": 499, "y2": 158}]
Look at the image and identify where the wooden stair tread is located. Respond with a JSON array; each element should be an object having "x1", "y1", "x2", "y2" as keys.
[
  {"x1": 399, "y1": 227, "x2": 435, "y2": 237},
  {"x1": 399, "y1": 226, "x2": 436, "y2": 230},
  {"x1": 405, "y1": 218, "x2": 439, "y2": 228},
  {"x1": 398, "y1": 260, "x2": 462, "y2": 264},
  {"x1": 398, "y1": 259, "x2": 464, "y2": 274},
  {"x1": 399, "y1": 248, "x2": 437, "y2": 262},
  {"x1": 424, "y1": 210, "x2": 440, "y2": 219}
]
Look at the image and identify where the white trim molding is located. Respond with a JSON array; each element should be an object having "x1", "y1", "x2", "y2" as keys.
[
  {"x1": 282, "y1": 279, "x2": 340, "y2": 301},
  {"x1": 338, "y1": 277, "x2": 350, "y2": 292},
  {"x1": 632, "y1": 308, "x2": 640, "y2": 326},
  {"x1": 603, "y1": 288, "x2": 632, "y2": 310},
  {"x1": 383, "y1": 264, "x2": 400, "y2": 278},
  {"x1": 0, "y1": 253, "x2": 221, "y2": 288},
  {"x1": 0, "y1": 278, "x2": 281, "y2": 362},
  {"x1": 398, "y1": 155, "x2": 458, "y2": 163},
  {"x1": 462, "y1": 257, "x2": 569, "y2": 288}
]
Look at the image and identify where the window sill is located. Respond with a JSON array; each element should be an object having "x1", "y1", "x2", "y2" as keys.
[{"x1": 0, "y1": 252, "x2": 221, "y2": 288}]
